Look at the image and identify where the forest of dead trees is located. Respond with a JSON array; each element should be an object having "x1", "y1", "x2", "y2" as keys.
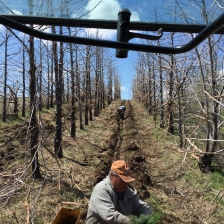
[
  {"x1": 0, "y1": 25, "x2": 122, "y2": 178},
  {"x1": 1, "y1": 0, "x2": 224, "y2": 178}
]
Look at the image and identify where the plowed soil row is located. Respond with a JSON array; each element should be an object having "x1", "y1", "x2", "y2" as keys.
[
  {"x1": 80, "y1": 100, "x2": 176, "y2": 223},
  {"x1": 79, "y1": 100, "x2": 221, "y2": 224},
  {"x1": 92, "y1": 100, "x2": 152, "y2": 197}
]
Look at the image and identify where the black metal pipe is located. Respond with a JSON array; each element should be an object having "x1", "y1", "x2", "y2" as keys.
[
  {"x1": 116, "y1": 9, "x2": 131, "y2": 58},
  {"x1": 3, "y1": 14, "x2": 224, "y2": 34},
  {"x1": 0, "y1": 11, "x2": 224, "y2": 56}
]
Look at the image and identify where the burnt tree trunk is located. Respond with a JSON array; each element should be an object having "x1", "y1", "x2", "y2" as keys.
[
  {"x1": 107, "y1": 61, "x2": 113, "y2": 105},
  {"x1": 176, "y1": 76, "x2": 183, "y2": 148},
  {"x1": 76, "y1": 46, "x2": 84, "y2": 130},
  {"x1": 85, "y1": 46, "x2": 90, "y2": 125},
  {"x1": 53, "y1": 25, "x2": 63, "y2": 158},
  {"x1": 22, "y1": 41, "x2": 26, "y2": 117},
  {"x1": 66, "y1": 70, "x2": 69, "y2": 104},
  {"x1": 87, "y1": 46, "x2": 93, "y2": 121},
  {"x1": 38, "y1": 42, "x2": 43, "y2": 111},
  {"x1": 152, "y1": 60, "x2": 157, "y2": 126},
  {"x1": 29, "y1": 24, "x2": 41, "y2": 178},
  {"x1": 146, "y1": 54, "x2": 152, "y2": 115},
  {"x1": 94, "y1": 47, "x2": 100, "y2": 117},
  {"x1": 50, "y1": 54, "x2": 54, "y2": 108},
  {"x1": 47, "y1": 49, "x2": 50, "y2": 110},
  {"x1": 159, "y1": 54, "x2": 165, "y2": 128},
  {"x1": 167, "y1": 35, "x2": 174, "y2": 135},
  {"x1": 68, "y1": 27, "x2": 76, "y2": 137},
  {"x1": 3, "y1": 31, "x2": 8, "y2": 123}
]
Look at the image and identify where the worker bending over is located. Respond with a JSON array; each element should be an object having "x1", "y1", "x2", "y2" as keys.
[
  {"x1": 85, "y1": 160, "x2": 152, "y2": 224},
  {"x1": 117, "y1": 106, "x2": 126, "y2": 120}
]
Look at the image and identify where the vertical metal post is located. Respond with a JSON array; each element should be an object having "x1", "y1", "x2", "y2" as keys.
[{"x1": 116, "y1": 9, "x2": 131, "y2": 58}]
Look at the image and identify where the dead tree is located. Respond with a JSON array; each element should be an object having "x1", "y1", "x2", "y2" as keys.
[
  {"x1": 94, "y1": 46, "x2": 100, "y2": 117},
  {"x1": 29, "y1": 24, "x2": 41, "y2": 178},
  {"x1": 158, "y1": 53, "x2": 165, "y2": 128},
  {"x1": 167, "y1": 33, "x2": 175, "y2": 135},
  {"x1": 46, "y1": 46, "x2": 50, "y2": 110},
  {"x1": 50, "y1": 53, "x2": 54, "y2": 108},
  {"x1": 68, "y1": 27, "x2": 76, "y2": 137},
  {"x1": 84, "y1": 45, "x2": 91, "y2": 125},
  {"x1": 37, "y1": 41, "x2": 43, "y2": 111},
  {"x1": 2, "y1": 30, "x2": 9, "y2": 122},
  {"x1": 75, "y1": 45, "x2": 84, "y2": 130},
  {"x1": 52, "y1": 25, "x2": 63, "y2": 158},
  {"x1": 107, "y1": 60, "x2": 113, "y2": 105},
  {"x1": 146, "y1": 54, "x2": 153, "y2": 115},
  {"x1": 22, "y1": 38, "x2": 26, "y2": 117}
]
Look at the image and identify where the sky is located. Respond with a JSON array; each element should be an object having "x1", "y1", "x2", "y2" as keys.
[
  {"x1": 81, "y1": 0, "x2": 202, "y2": 100},
  {"x1": 84, "y1": 0, "x2": 142, "y2": 100},
  {"x1": 82, "y1": 0, "x2": 192, "y2": 100},
  {"x1": 0, "y1": 0, "x2": 141, "y2": 100},
  {"x1": 81, "y1": 0, "x2": 224, "y2": 100},
  {"x1": 1, "y1": 0, "x2": 140, "y2": 100},
  {"x1": 2, "y1": 0, "x2": 223, "y2": 100}
]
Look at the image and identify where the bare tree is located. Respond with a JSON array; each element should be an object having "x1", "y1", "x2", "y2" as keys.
[
  {"x1": 52, "y1": 25, "x2": 63, "y2": 158},
  {"x1": 107, "y1": 60, "x2": 113, "y2": 105},
  {"x1": 167, "y1": 33, "x2": 175, "y2": 135},
  {"x1": 76, "y1": 45, "x2": 84, "y2": 130},
  {"x1": 94, "y1": 45, "x2": 101, "y2": 117},
  {"x1": 2, "y1": 29, "x2": 9, "y2": 122},
  {"x1": 67, "y1": 27, "x2": 76, "y2": 137},
  {"x1": 37, "y1": 40, "x2": 43, "y2": 111},
  {"x1": 28, "y1": 0, "x2": 42, "y2": 178},
  {"x1": 22, "y1": 36, "x2": 26, "y2": 117},
  {"x1": 84, "y1": 45, "x2": 91, "y2": 125}
]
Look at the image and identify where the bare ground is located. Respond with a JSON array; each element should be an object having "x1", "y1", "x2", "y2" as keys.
[{"x1": 0, "y1": 99, "x2": 223, "y2": 223}]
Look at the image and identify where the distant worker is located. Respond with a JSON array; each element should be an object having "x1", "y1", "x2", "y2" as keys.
[
  {"x1": 117, "y1": 105, "x2": 126, "y2": 120},
  {"x1": 85, "y1": 160, "x2": 152, "y2": 224}
]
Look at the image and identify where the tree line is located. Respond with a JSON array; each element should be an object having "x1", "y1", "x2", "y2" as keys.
[
  {"x1": 132, "y1": 0, "x2": 224, "y2": 172},
  {"x1": 0, "y1": 25, "x2": 121, "y2": 178}
]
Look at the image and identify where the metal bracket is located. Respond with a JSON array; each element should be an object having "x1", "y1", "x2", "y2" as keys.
[
  {"x1": 129, "y1": 28, "x2": 163, "y2": 41},
  {"x1": 116, "y1": 9, "x2": 163, "y2": 58}
]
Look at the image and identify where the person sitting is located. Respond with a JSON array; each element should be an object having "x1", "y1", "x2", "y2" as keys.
[
  {"x1": 117, "y1": 106, "x2": 126, "y2": 120},
  {"x1": 85, "y1": 160, "x2": 152, "y2": 224}
]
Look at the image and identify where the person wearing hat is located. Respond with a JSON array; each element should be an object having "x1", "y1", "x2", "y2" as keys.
[
  {"x1": 85, "y1": 160, "x2": 152, "y2": 224},
  {"x1": 117, "y1": 106, "x2": 126, "y2": 120}
]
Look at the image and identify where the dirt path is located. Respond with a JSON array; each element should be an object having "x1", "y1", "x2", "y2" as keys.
[
  {"x1": 91, "y1": 100, "x2": 152, "y2": 195},
  {"x1": 79, "y1": 100, "x2": 221, "y2": 224}
]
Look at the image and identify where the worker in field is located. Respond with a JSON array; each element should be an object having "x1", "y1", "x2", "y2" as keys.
[
  {"x1": 117, "y1": 105, "x2": 126, "y2": 120},
  {"x1": 85, "y1": 160, "x2": 152, "y2": 224}
]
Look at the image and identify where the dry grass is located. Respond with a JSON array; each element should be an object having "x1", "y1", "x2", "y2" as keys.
[{"x1": 0, "y1": 100, "x2": 224, "y2": 224}]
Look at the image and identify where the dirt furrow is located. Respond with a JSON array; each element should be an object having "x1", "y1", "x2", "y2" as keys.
[{"x1": 92, "y1": 100, "x2": 152, "y2": 201}]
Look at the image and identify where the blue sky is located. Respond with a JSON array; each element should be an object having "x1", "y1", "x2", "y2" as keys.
[
  {"x1": 82, "y1": 0, "x2": 224, "y2": 100},
  {"x1": 83, "y1": 0, "x2": 143, "y2": 100},
  {"x1": 1, "y1": 0, "x2": 141, "y2": 100},
  {"x1": 2, "y1": 0, "x2": 223, "y2": 100},
  {"x1": 82, "y1": 0, "x2": 182, "y2": 100}
]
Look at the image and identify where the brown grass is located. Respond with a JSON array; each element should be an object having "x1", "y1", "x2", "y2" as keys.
[{"x1": 0, "y1": 100, "x2": 224, "y2": 224}]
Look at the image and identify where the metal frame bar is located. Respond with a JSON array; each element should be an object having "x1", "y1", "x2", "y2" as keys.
[
  {"x1": 3, "y1": 14, "x2": 224, "y2": 34},
  {"x1": 0, "y1": 11, "x2": 224, "y2": 56}
]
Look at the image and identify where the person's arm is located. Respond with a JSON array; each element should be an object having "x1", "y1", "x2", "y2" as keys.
[
  {"x1": 132, "y1": 195, "x2": 152, "y2": 216},
  {"x1": 90, "y1": 188, "x2": 129, "y2": 224}
]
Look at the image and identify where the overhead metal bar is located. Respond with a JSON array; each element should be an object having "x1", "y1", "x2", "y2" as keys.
[
  {"x1": 2, "y1": 14, "x2": 224, "y2": 34},
  {"x1": 0, "y1": 9, "x2": 224, "y2": 58}
]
